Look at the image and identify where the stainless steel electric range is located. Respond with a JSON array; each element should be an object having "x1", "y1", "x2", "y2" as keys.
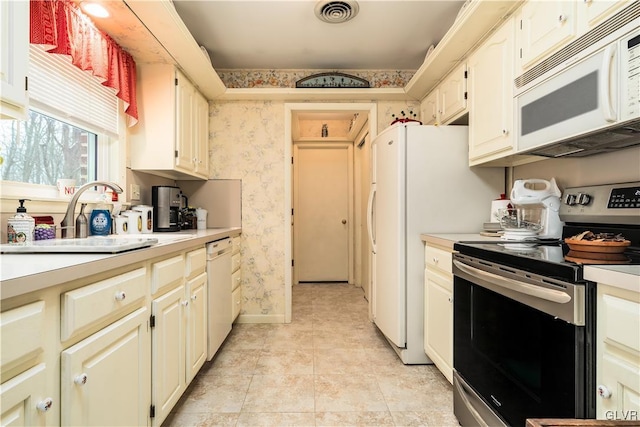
[{"x1": 452, "y1": 181, "x2": 640, "y2": 427}]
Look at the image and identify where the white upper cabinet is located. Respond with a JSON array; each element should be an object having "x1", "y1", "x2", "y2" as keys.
[
  {"x1": 421, "y1": 89, "x2": 439, "y2": 126},
  {"x1": 0, "y1": 0, "x2": 28, "y2": 120},
  {"x1": 439, "y1": 63, "x2": 468, "y2": 124},
  {"x1": 578, "y1": 0, "x2": 634, "y2": 32},
  {"x1": 468, "y1": 18, "x2": 516, "y2": 164},
  {"x1": 517, "y1": 0, "x2": 578, "y2": 72},
  {"x1": 129, "y1": 64, "x2": 210, "y2": 180}
]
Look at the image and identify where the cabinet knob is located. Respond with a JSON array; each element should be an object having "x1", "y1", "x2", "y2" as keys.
[
  {"x1": 433, "y1": 257, "x2": 439, "y2": 264},
  {"x1": 182, "y1": 300, "x2": 189, "y2": 307},
  {"x1": 558, "y1": 14, "x2": 567, "y2": 24},
  {"x1": 597, "y1": 385, "x2": 612, "y2": 399},
  {"x1": 502, "y1": 129, "x2": 509, "y2": 135},
  {"x1": 74, "y1": 373, "x2": 88, "y2": 386},
  {"x1": 584, "y1": 0, "x2": 593, "y2": 3},
  {"x1": 191, "y1": 294, "x2": 198, "y2": 301},
  {"x1": 448, "y1": 297, "x2": 453, "y2": 303},
  {"x1": 114, "y1": 291, "x2": 126, "y2": 301},
  {"x1": 36, "y1": 397, "x2": 53, "y2": 412}
]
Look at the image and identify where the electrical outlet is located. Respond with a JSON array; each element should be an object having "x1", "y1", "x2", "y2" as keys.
[{"x1": 130, "y1": 184, "x2": 141, "y2": 200}]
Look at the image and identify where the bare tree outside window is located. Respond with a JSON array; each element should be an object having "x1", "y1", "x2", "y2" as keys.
[{"x1": 0, "y1": 111, "x2": 96, "y2": 186}]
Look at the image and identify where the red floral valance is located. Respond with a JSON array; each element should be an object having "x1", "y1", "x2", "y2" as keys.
[{"x1": 30, "y1": 0, "x2": 138, "y2": 125}]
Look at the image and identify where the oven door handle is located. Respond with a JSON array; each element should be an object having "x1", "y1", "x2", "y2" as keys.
[{"x1": 453, "y1": 260, "x2": 572, "y2": 304}]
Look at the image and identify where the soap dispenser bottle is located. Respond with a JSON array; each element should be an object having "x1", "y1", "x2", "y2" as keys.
[
  {"x1": 75, "y1": 203, "x2": 88, "y2": 238},
  {"x1": 7, "y1": 199, "x2": 35, "y2": 244}
]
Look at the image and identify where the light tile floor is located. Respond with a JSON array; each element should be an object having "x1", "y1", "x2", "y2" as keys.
[{"x1": 163, "y1": 283, "x2": 459, "y2": 427}]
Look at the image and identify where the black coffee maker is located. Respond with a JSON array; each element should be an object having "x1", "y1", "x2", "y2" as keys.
[{"x1": 152, "y1": 186, "x2": 181, "y2": 231}]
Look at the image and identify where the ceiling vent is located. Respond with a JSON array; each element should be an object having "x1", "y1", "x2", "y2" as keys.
[{"x1": 315, "y1": 0, "x2": 359, "y2": 24}]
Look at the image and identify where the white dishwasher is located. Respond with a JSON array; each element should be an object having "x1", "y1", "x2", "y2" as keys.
[{"x1": 206, "y1": 237, "x2": 232, "y2": 360}]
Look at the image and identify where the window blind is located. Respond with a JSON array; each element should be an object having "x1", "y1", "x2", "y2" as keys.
[{"x1": 28, "y1": 45, "x2": 119, "y2": 137}]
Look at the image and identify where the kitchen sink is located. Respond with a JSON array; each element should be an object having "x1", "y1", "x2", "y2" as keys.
[{"x1": 1, "y1": 236, "x2": 160, "y2": 254}]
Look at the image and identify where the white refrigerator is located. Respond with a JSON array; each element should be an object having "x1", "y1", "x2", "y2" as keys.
[{"x1": 367, "y1": 123, "x2": 504, "y2": 364}]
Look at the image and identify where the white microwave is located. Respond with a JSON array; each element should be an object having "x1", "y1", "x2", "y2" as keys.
[{"x1": 515, "y1": 8, "x2": 640, "y2": 158}]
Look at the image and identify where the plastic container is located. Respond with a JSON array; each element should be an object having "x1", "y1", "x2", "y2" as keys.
[
  {"x1": 89, "y1": 203, "x2": 112, "y2": 236},
  {"x1": 7, "y1": 199, "x2": 35, "y2": 244}
]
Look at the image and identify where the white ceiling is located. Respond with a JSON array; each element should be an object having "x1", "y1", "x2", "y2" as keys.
[{"x1": 171, "y1": 0, "x2": 466, "y2": 70}]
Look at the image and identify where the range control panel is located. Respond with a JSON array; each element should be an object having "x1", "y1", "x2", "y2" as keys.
[{"x1": 560, "y1": 182, "x2": 640, "y2": 225}]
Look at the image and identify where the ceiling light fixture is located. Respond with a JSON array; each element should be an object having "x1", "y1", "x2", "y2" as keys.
[
  {"x1": 81, "y1": 2, "x2": 109, "y2": 18},
  {"x1": 315, "y1": 0, "x2": 359, "y2": 24}
]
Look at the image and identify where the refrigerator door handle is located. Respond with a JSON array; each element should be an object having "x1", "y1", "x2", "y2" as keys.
[{"x1": 367, "y1": 184, "x2": 376, "y2": 254}]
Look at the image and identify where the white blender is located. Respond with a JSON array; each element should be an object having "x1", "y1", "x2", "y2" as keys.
[{"x1": 508, "y1": 178, "x2": 564, "y2": 240}]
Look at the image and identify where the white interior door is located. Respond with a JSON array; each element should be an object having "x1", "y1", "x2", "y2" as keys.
[{"x1": 294, "y1": 143, "x2": 352, "y2": 282}]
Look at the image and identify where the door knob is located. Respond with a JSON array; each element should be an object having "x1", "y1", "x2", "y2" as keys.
[{"x1": 342, "y1": 219, "x2": 347, "y2": 224}]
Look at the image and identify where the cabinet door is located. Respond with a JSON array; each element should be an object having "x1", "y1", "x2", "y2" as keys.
[
  {"x1": 468, "y1": 18, "x2": 515, "y2": 163},
  {"x1": 424, "y1": 271, "x2": 453, "y2": 384},
  {"x1": 579, "y1": 0, "x2": 631, "y2": 32},
  {"x1": 0, "y1": 0, "x2": 28, "y2": 120},
  {"x1": 518, "y1": 0, "x2": 577, "y2": 70},
  {"x1": 61, "y1": 307, "x2": 150, "y2": 427},
  {"x1": 175, "y1": 70, "x2": 195, "y2": 173},
  {"x1": 151, "y1": 285, "x2": 185, "y2": 427},
  {"x1": 439, "y1": 64, "x2": 467, "y2": 124},
  {"x1": 1, "y1": 364, "x2": 51, "y2": 427},
  {"x1": 596, "y1": 285, "x2": 640, "y2": 420},
  {"x1": 186, "y1": 272, "x2": 207, "y2": 384},
  {"x1": 194, "y1": 90, "x2": 210, "y2": 178},
  {"x1": 421, "y1": 89, "x2": 439, "y2": 125}
]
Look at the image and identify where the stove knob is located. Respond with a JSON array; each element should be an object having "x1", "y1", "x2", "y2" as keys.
[
  {"x1": 564, "y1": 193, "x2": 577, "y2": 206},
  {"x1": 576, "y1": 193, "x2": 591, "y2": 205}
]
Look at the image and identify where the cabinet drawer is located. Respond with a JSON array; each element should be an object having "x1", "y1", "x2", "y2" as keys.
[
  {"x1": 232, "y1": 253, "x2": 241, "y2": 273},
  {"x1": 425, "y1": 245, "x2": 453, "y2": 274},
  {"x1": 61, "y1": 268, "x2": 146, "y2": 342},
  {"x1": 232, "y1": 286, "x2": 241, "y2": 321},
  {"x1": 0, "y1": 301, "x2": 45, "y2": 375},
  {"x1": 232, "y1": 236, "x2": 240, "y2": 255},
  {"x1": 0, "y1": 363, "x2": 49, "y2": 426},
  {"x1": 151, "y1": 255, "x2": 185, "y2": 295},
  {"x1": 231, "y1": 269, "x2": 242, "y2": 291},
  {"x1": 185, "y1": 247, "x2": 206, "y2": 279},
  {"x1": 600, "y1": 293, "x2": 640, "y2": 353}
]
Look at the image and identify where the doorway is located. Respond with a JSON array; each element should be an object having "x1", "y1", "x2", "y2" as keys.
[
  {"x1": 293, "y1": 143, "x2": 352, "y2": 283},
  {"x1": 284, "y1": 103, "x2": 377, "y2": 323}
]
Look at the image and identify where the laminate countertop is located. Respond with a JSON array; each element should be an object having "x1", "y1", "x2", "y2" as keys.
[{"x1": 0, "y1": 228, "x2": 241, "y2": 300}]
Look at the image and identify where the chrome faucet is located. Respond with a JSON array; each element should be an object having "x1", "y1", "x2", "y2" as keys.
[{"x1": 60, "y1": 181, "x2": 123, "y2": 239}]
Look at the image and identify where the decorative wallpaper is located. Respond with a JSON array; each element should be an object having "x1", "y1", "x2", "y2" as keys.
[
  {"x1": 216, "y1": 69, "x2": 416, "y2": 89},
  {"x1": 208, "y1": 99, "x2": 420, "y2": 322}
]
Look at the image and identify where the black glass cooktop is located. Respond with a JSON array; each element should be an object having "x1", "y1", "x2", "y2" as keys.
[{"x1": 454, "y1": 240, "x2": 640, "y2": 283}]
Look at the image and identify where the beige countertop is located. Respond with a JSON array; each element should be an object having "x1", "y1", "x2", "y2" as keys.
[
  {"x1": 584, "y1": 264, "x2": 640, "y2": 293},
  {"x1": 420, "y1": 233, "x2": 502, "y2": 250},
  {"x1": 0, "y1": 228, "x2": 241, "y2": 300}
]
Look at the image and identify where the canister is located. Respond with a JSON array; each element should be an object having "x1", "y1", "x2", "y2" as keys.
[
  {"x1": 122, "y1": 210, "x2": 142, "y2": 234},
  {"x1": 114, "y1": 215, "x2": 129, "y2": 235},
  {"x1": 133, "y1": 205, "x2": 153, "y2": 234}
]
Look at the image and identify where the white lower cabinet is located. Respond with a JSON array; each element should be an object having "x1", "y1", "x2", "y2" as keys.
[
  {"x1": 186, "y1": 272, "x2": 207, "y2": 384},
  {"x1": 231, "y1": 236, "x2": 242, "y2": 322},
  {"x1": 151, "y1": 284, "x2": 186, "y2": 426},
  {"x1": 596, "y1": 284, "x2": 640, "y2": 420},
  {"x1": 423, "y1": 243, "x2": 454, "y2": 384},
  {"x1": 150, "y1": 247, "x2": 208, "y2": 426},
  {"x1": 0, "y1": 364, "x2": 51, "y2": 426},
  {"x1": 61, "y1": 307, "x2": 150, "y2": 426}
]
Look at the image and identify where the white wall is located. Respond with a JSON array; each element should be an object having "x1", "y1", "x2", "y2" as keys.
[{"x1": 512, "y1": 146, "x2": 640, "y2": 191}]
